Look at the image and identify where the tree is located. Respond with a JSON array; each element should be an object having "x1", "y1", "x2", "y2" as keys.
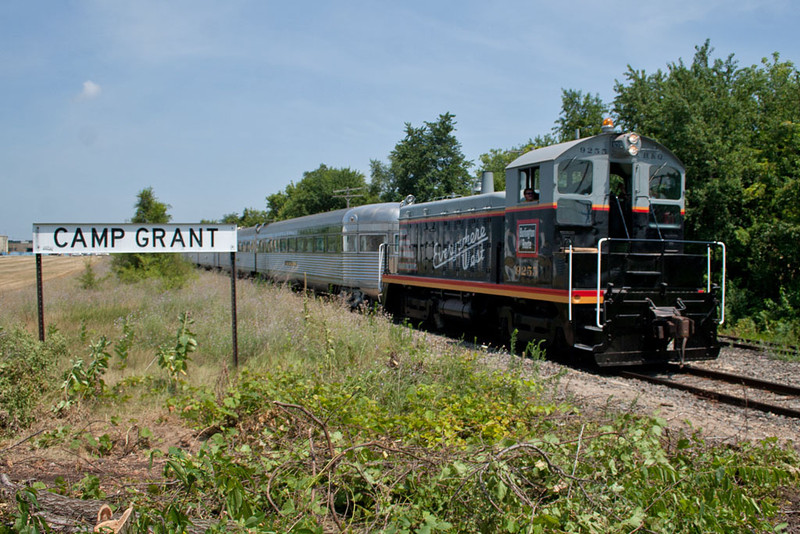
[
  {"x1": 267, "y1": 165, "x2": 375, "y2": 221},
  {"x1": 554, "y1": 89, "x2": 609, "y2": 142},
  {"x1": 475, "y1": 137, "x2": 555, "y2": 192},
  {"x1": 613, "y1": 41, "x2": 800, "y2": 327},
  {"x1": 221, "y1": 208, "x2": 271, "y2": 227},
  {"x1": 475, "y1": 88, "x2": 606, "y2": 191},
  {"x1": 132, "y1": 187, "x2": 171, "y2": 224},
  {"x1": 112, "y1": 187, "x2": 193, "y2": 287},
  {"x1": 372, "y1": 113, "x2": 474, "y2": 203}
]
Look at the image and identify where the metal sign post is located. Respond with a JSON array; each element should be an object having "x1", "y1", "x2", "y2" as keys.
[
  {"x1": 33, "y1": 223, "x2": 240, "y2": 365},
  {"x1": 230, "y1": 251, "x2": 238, "y2": 368},
  {"x1": 36, "y1": 254, "x2": 45, "y2": 341}
]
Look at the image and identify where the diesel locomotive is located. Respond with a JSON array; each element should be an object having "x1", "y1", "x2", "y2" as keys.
[{"x1": 192, "y1": 124, "x2": 726, "y2": 366}]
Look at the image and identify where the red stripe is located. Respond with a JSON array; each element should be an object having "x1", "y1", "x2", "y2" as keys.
[{"x1": 382, "y1": 274, "x2": 600, "y2": 303}]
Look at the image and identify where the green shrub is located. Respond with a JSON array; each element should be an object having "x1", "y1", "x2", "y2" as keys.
[
  {"x1": 77, "y1": 259, "x2": 100, "y2": 290},
  {"x1": 113, "y1": 253, "x2": 196, "y2": 289},
  {"x1": 158, "y1": 354, "x2": 798, "y2": 533},
  {"x1": 0, "y1": 327, "x2": 66, "y2": 431},
  {"x1": 157, "y1": 312, "x2": 197, "y2": 388},
  {"x1": 55, "y1": 336, "x2": 112, "y2": 414}
]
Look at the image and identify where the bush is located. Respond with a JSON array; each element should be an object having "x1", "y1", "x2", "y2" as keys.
[
  {"x1": 0, "y1": 327, "x2": 67, "y2": 431},
  {"x1": 112, "y1": 253, "x2": 195, "y2": 289}
]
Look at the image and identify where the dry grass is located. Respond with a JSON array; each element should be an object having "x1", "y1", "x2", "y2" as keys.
[{"x1": 0, "y1": 258, "x2": 407, "y2": 419}]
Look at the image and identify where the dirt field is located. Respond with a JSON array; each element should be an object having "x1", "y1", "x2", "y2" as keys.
[{"x1": 0, "y1": 255, "x2": 98, "y2": 292}]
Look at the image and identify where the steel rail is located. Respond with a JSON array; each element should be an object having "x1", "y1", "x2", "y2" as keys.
[
  {"x1": 670, "y1": 365, "x2": 800, "y2": 397},
  {"x1": 619, "y1": 371, "x2": 800, "y2": 419},
  {"x1": 719, "y1": 335, "x2": 800, "y2": 356}
]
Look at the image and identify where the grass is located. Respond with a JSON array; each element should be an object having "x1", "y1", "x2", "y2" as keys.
[{"x1": 0, "y1": 258, "x2": 798, "y2": 533}]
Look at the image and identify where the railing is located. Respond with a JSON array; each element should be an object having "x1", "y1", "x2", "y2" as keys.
[
  {"x1": 567, "y1": 245, "x2": 574, "y2": 322},
  {"x1": 377, "y1": 243, "x2": 401, "y2": 294},
  {"x1": 378, "y1": 242, "x2": 387, "y2": 293},
  {"x1": 579, "y1": 238, "x2": 727, "y2": 329}
]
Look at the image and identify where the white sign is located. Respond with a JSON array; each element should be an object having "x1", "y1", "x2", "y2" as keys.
[{"x1": 33, "y1": 224, "x2": 237, "y2": 254}]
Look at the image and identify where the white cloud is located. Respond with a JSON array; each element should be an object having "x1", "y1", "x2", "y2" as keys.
[{"x1": 78, "y1": 80, "x2": 102, "y2": 100}]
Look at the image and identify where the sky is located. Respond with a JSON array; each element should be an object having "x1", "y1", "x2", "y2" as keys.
[{"x1": 1, "y1": 0, "x2": 799, "y2": 240}]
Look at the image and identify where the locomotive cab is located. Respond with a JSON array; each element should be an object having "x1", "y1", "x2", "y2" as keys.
[{"x1": 505, "y1": 128, "x2": 725, "y2": 365}]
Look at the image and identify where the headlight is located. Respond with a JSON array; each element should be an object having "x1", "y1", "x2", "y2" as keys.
[
  {"x1": 613, "y1": 132, "x2": 643, "y2": 157},
  {"x1": 626, "y1": 133, "x2": 641, "y2": 156}
]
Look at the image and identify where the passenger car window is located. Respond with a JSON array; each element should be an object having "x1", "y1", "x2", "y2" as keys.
[
  {"x1": 327, "y1": 236, "x2": 342, "y2": 253},
  {"x1": 557, "y1": 160, "x2": 592, "y2": 195},
  {"x1": 359, "y1": 234, "x2": 384, "y2": 252}
]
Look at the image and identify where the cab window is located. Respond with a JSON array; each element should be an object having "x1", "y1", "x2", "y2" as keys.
[
  {"x1": 518, "y1": 166, "x2": 540, "y2": 202},
  {"x1": 557, "y1": 160, "x2": 592, "y2": 195},
  {"x1": 649, "y1": 165, "x2": 682, "y2": 200}
]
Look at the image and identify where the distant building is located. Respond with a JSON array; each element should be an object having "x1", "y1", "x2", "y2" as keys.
[
  {"x1": 0, "y1": 235, "x2": 7, "y2": 255},
  {"x1": 8, "y1": 240, "x2": 33, "y2": 254}
]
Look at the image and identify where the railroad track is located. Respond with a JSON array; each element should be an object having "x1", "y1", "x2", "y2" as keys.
[
  {"x1": 719, "y1": 335, "x2": 800, "y2": 358},
  {"x1": 620, "y1": 364, "x2": 800, "y2": 419}
]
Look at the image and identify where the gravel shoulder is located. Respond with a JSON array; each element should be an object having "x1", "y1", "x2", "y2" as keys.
[{"x1": 485, "y1": 346, "x2": 800, "y2": 446}]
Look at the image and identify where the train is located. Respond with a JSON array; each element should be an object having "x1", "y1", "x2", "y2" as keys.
[{"x1": 188, "y1": 123, "x2": 726, "y2": 366}]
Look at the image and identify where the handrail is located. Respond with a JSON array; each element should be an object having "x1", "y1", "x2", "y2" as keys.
[
  {"x1": 567, "y1": 244, "x2": 574, "y2": 322},
  {"x1": 595, "y1": 238, "x2": 727, "y2": 329},
  {"x1": 377, "y1": 242, "x2": 386, "y2": 294},
  {"x1": 715, "y1": 241, "x2": 726, "y2": 325},
  {"x1": 596, "y1": 238, "x2": 609, "y2": 328}
]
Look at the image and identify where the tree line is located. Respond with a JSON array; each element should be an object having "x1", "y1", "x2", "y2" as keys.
[{"x1": 216, "y1": 40, "x2": 800, "y2": 336}]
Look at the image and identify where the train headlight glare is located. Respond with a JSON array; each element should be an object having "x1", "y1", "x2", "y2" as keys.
[
  {"x1": 628, "y1": 145, "x2": 639, "y2": 156},
  {"x1": 628, "y1": 133, "x2": 640, "y2": 145}
]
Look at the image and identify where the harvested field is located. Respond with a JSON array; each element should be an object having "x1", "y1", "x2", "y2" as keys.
[{"x1": 0, "y1": 255, "x2": 98, "y2": 292}]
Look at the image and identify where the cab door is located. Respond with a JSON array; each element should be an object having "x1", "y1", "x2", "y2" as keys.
[{"x1": 608, "y1": 161, "x2": 634, "y2": 239}]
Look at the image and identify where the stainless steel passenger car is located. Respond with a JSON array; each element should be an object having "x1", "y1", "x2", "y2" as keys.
[{"x1": 190, "y1": 203, "x2": 399, "y2": 303}]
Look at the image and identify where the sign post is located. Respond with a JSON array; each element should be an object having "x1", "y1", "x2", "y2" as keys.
[
  {"x1": 230, "y1": 251, "x2": 238, "y2": 368},
  {"x1": 36, "y1": 253, "x2": 45, "y2": 341},
  {"x1": 32, "y1": 223, "x2": 239, "y2": 364}
]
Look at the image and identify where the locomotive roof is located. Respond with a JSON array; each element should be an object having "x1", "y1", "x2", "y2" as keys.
[
  {"x1": 506, "y1": 137, "x2": 587, "y2": 169},
  {"x1": 505, "y1": 132, "x2": 682, "y2": 169},
  {"x1": 400, "y1": 192, "x2": 506, "y2": 220}
]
